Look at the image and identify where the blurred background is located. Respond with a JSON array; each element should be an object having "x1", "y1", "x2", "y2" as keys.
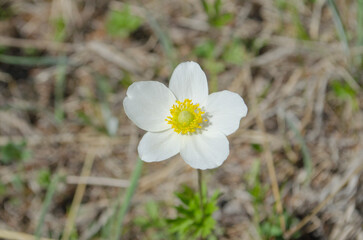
[{"x1": 0, "y1": 0, "x2": 362, "y2": 239}]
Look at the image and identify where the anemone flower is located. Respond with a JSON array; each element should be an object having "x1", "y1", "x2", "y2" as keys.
[{"x1": 123, "y1": 61, "x2": 247, "y2": 170}]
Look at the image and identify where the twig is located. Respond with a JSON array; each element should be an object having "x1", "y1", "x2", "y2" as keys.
[
  {"x1": 309, "y1": 0, "x2": 324, "y2": 39},
  {"x1": 0, "y1": 229, "x2": 54, "y2": 240},
  {"x1": 250, "y1": 47, "x2": 294, "y2": 67},
  {"x1": 0, "y1": 133, "x2": 127, "y2": 146},
  {"x1": 80, "y1": 198, "x2": 120, "y2": 240},
  {"x1": 246, "y1": 66, "x2": 286, "y2": 232},
  {"x1": 139, "y1": 160, "x2": 185, "y2": 193},
  {"x1": 66, "y1": 176, "x2": 129, "y2": 188},
  {"x1": 284, "y1": 163, "x2": 363, "y2": 239},
  {"x1": 87, "y1": 41, "x2": 139, "y2": 73},
  {"x1": 0, "y1": 36, "x2": 76, "y2": 52},
  {"x1": 61, "y1": 153, "x2": 95, "y2": 240}
]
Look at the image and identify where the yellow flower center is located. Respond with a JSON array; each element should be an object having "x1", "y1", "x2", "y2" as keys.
[{"x1": 166, "y1": 99, "x2": 206, "y2": 134}]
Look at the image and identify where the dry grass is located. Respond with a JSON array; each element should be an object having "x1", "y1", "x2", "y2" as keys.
[{"x1": 0, "y1": 0, "x2": 362, "y2": 239}]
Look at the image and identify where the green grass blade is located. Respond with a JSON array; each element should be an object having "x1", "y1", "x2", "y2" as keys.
[
  {"x1": 112, "y1": 158, "x2": 143, "y2": 240},
  {"x1": 143, "y1": 10, "x2": 176, "y2": 67},
  {"x1": 35, "y1": 173, "x2": 61, "y2": 239},
  {"x1": 54, "y1": 63, "x2": 67, "y2": 124},
  {"x1": 327, "y1": 0, "x2": 349, "y2": 54},
  {"x1": 291, "y1": 5, "x2": 309, "y2": 40},
  {"x1": 286, "y1": 115, "x2": 312, "y2": 184},
  {"x1": 201, "y1": 0, "x2": 210, "y2": 16},
  {"x1": 0, "y1": 54, "x2": 67, "y2": 66},
  {"x1": 84, "y1": 187, "x2": 124, "y2": 239}
]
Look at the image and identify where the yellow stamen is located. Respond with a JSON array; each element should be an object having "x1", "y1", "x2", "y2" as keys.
[{"x1": 166, "y1": 99, "x2": 206, "y2": 134}]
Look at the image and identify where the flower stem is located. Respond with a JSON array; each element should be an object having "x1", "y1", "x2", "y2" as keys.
[
  {"x1": 197, "y1": 169, "x2": 205, "y2": 240},
  {"x1": 197, "y1": 169, "x2": 204, "y2": 219}
]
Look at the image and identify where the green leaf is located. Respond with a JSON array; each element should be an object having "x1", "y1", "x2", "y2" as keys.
[
  {"x1": 53, "y1": 17, "x2": 66, "y2": 42},
  {"x1": 210, "y1": 13, "x2": 233, "y2": 27},
  {"x1": 210, "y1": 190, "x2": 221, "y2": 203},
  {"x1": 120, "y1": 72, "x2": 133, "y2": 88},
  {"x1": 145, "y1": 201, "x2": 159, "y2": 219},
  {"x1": 37, "y1": 169, "x2": 52, "y2": 188},
  {"x1": 269, "y1": 224, "x2": 283, "y2": 236},
  {"x1": 175, "y1": 205, "x2": 193, "y2": 217},
  {"x1": 249, "y1": 184, "x2": 262, "y2": 201},
  {"x1": 194, "y1": 40, "x2": 216, "y2": 59},
  {"x1": 251, "y1": 143, "x2": 263, "y2": 153},
  {"x1": 204, "y1": 202, "x2": 217, "y2": 215},
  {"x1": 178, "y1": 218, "x2": 194, "y2": 232},
  {"x1": 204, "y1": 59, "x2": 225, "y2": 75},
  {"x1": 194, "y1": 227, "x2": 203, "y2": 238},
  {"x1": 175, "y1": 185, "x2": 194, "y2": 205},
  {"x1": 0, "y1": 141, "x2": 31, "y2": 164},
  {"x1": 168, "y1": 186, "x2": 220, "y2": 239},
  {"x1": 291, "y1": 7, "x2": 309, "y2": 40},
  {"x1": 106, "y1": 6, "x2": 142, "y2": 38},
  {"x1": 134, "y1": 216, "x2": 148, "y2": 227},
  {"x1": 331, "y1": 80, "x2": 357, "y2": 99},
  {"x1": 202, "y1": 217, "x2": 216, "y2": 237},
  {"x1": 222, "y1": 40, "x2": 247, "y2": 65},
  {"x1": 203, "y1": 0, "x2": 233, "y2": 28},
  {"x1": 168, "y1": 217, "x2": 186, "y2": 233}
]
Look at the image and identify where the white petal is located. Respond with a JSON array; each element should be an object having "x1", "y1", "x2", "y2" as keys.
[
  {"x1": 138, "y1": 129, "x2": 181, "y2": 162},
  {"x1": 169, "y1": 61, "x2": 208, "y2": 104},
  {"x1": 123, "y1": 81, "x2": 176, "y2": 132},
  {"x1": 206, "y1": 90, "x2": 248, "y2": 136},
  {"x1": 180, "y1": 130, "x2": 229, "y2": 170}
]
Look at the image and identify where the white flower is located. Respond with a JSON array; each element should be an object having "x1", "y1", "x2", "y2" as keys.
[{"x1": 123, "y1": 61, "x2": 248, "y2": 170}]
